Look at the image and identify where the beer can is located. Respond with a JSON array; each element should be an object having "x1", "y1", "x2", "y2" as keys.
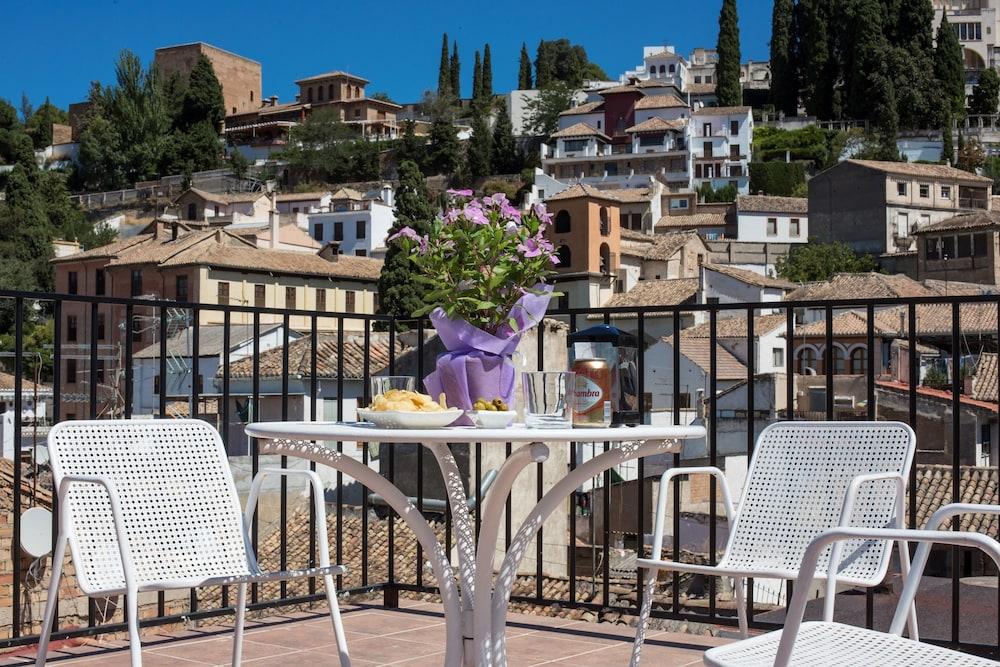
[{"x1": 572, "y1": 358, "x2": 612, "y2": 427}]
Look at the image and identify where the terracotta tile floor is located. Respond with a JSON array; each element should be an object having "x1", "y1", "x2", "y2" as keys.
[{"x1": 2, "y1": 600, "x2": 731, "y2": 666}]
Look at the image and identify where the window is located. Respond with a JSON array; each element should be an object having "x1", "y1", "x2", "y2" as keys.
[
  {"x1": 563, "y1": 139, "x2": 588, "y2": 152},
  {"x1": 850, "y1": 347, "x2": 868, "y2": 375},
  {"x1": 131, "y1": 270, "x2": 142, "y2": 297},
  {"x1": 328, "y1": 84, "x2": 334, "y2": 99},
  {"x1": 958, "y1": 234, "x2": 973, "y2": 258},
  {"x1": 307, "y1": 87, "x2": 313, "y2": 103},
  {"x1": 345, "y1": 290, "x2": 356, "y2": 313},
  {"x1": 250, "y1": 90, "x2": 254, "y2": 102},
  {"x1": 631, "y1": 213, "x2": 643, "y2": 231},
  {"x1": 317, "y1": 288, "x2": 327, "y2": 311},
  {"x1": 68, "y1": 272, "x2": 78, "y2": 295},
  {"x1": 669, "y1": 64, "x2": 676, "y2": 74},
  {"x1": 213, "y1": 205, "x2": 220, "y2": 216},
  {"x1": 66, "y1": 358, "x2": 77, "y2": 384},
  {"x1": 97, "y1": 313, "x2": 106, "y2": 340},
  {"x1": 638, "y1": 134, "x2": 662, "y2": 147},
  {"x1": 896, "y1": 181, "x2": 907, "y2": 196},
  {"x1": 285, "y1": 286, "x2": 296, "y2": 308},
  {"x1": 153, "y1": 374, "x2": 160, "y2": 395},
  {"x1": 313, "y1": 223, "x2": 324, "y2": 241},
  {"x1": 658, "y1": 64, "x2": 666, "y2": 74},
  {"x1": 334, "y1": 222, "x2": 344, "y2": 242},
  {"x1": 796, "y1": 347, "x2": 817, "y2": 374},
  {"x1": 356, "y1": 220, "x2": 366, "y2": 239},
  {"x1": 926, "y1": 236, "x2": 941, "y2": 260},
  {"x1": 941, "y1": 185, "x2": 952, "y2": 199},
  {"x1": 354, "y1": 108, "x2": 361, "y2": 118},
  {"x1": 649, "y1": 66, "x2": 655, "y2": 74},
  {"x1": 95, "y1": 360, "x2": 105, "y2": 384},
  {"x1": 705, "y1": 75, "x2": 713, "y2": 83},
  {"x1": 730, "y1": 120, "x2": 739, "y2": 136},
  {"x1": 831, "y1": 346, "x2": 847, "y2": 375},
  {"x1": 790, "y1": 218, "x2": 801, "y2": 236},
  {"x1": 555, "y1": 210, "x2": 571, "y2": 233},
  {"x1": 670, "y1": 199, "x2": 689, "y2": 210},
  {"x1": 557, "y1": 245, "x2": 571, "y2": 268},
  {"x1": 942, "y1": 235, "x2": 956, "y2": 258},
  {"x1": 217, "y1": 282, "x2": 230, "y2": 305},
  {"x1": 895, "y1": 212, "x2": 909, "y2": 237},
  {"x1": 95, "y1": 269, "x2": 105, "y2": 296},
  {"x1": 254, "y1": 284, "x2": 265, "y2": 308},
  {"x1": 187, "y1": 203, "x2": 197, "y2": 220},
  {"x1": 599, "y1": 207, "x2": 610, "y2": 235},
  {"x1": 599, "y1": 243, "x2": 611, "y2": 274},
  {"x1": 919, "y1": 184, "x2": 930, "y2": 198},
  {"x1": 767, "y1": 218, "x2": 778, "y2": 236},
  {"x1": 176, "y1": 275, "x2": 189, "y2": 303},
  {"x1": 318, "y1": 85, "x2": 324, "y2": 101},
  {"x1": 702, "y1": 122, "x2": 712, "y2": 137},
  {"x1": 355, "y1": 249, "x2": 367, "y2": 257},
  {"x1": 730, "y1": 144, "x2": 740, "y2": 158},
  {"x1": 974, "y1": 232, "x2": 989, "y2": 257},
  {"x1": 772, "y1": 348, "x2": 785, "y2": 368},
  {"x1": 131, "y1": 317, "x2": 142, "y2": 343},
  {"x1": 67, "y1": 315, "x2": 78, "y2": 342},
  {"x1": 703, "y1": 141, "x2": 713, "y2": 157}
]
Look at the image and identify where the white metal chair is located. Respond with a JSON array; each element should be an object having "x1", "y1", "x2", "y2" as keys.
[
  {"x1": 631, "y1": 421, "x2": 917, "y2": 665},
  {"x1": 704, "y1": 504, "x2": 1000, "y2": 666},
  {"x1": 35, "y1": 419, "x2": 351, "y2": 667}
]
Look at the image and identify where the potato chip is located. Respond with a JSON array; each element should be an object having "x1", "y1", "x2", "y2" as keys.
[{"x1": 371, "y1": 389, "x2": 446, "y2": 412}]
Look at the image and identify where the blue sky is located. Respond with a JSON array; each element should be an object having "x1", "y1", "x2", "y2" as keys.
[{"x1": 2, "y1": 0, "x2": 774, "y2": 112}]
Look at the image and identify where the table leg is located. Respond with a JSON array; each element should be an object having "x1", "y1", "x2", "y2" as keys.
[
  {"x1": 262, "y1": 440, "x2": 465, "y2": 667},
  {"x1": 487, "y1": 439, "x2": 681, "y2": 666}
]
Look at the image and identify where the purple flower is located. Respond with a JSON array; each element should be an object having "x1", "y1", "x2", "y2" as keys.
[
  {"x1": 504, "y1": 220, "x2": 519, "y2": 235},
  {"x1": 532, "y1": 203, "x2": 553, "y2": 225},
  {"x1": 447, "y1": 188, "x2": 474, "y2": 197},
  {"x1": 463, "y1": 205, "x2": 489, "y2": 226},
  {"x1": 501, "y1": 202, "x2": 522, "y2": 222},
  {"x1": 517, "y1": 237, "x2": 544, "y2": 258},
  {"x1": 387, "y1": 226, "x2": 421, "y2": 243},
  {"x1": 418, "y1": 235, "x2": 430, "y2": 254},
  {"x1": 441, "y1": 208, "x2": 462, "y2": 224},
  {"x1": 484, "y1": 192, "x2": 508, "y2": 208},
  {"x1": 550, "y1": 254, "x2": 561, "y2": 265}
]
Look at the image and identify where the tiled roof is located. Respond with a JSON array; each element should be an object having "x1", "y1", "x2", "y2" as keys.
[
  {"x1": 544, "y1": 183, "x2": 623, "y2": 203},
  {"x1": 692, "y1": 106, "x2": 751, "y2": 116},
  {"x1": 549, "y1": 123, "x2": 610, "y2": 140},
  {"x1": 655, "y1": 212, "x2": 727, "y2": 229},
  {"x1": 643, "y1": 231, "x2": 704, "y2": 260},
  {"x1": 737, "y1": 195, "x2": 808, "y2": 214},
  {"x1": 682, "y1": 313, "x2": 788, "y2": 339},
  {"x1": 913, "y1": 465, "x2": 998, "y2": 535},
  {"x1": 685, "y1": 83, "x2": 717, "y2": 94},
  {"x1": 275, "y1": 191, "x2": 331, "y2": 201},
  {"x1": 178, "y1": 187, "x2": 268, "y2": 205},
  {"x1": 134, "y1": 324, "x2": 282, "y2": 359},
  {"x1": 634, "y1": 95, "x2": 688, "y2": 110},
  {"x1": 224, "y1": 332, "x2": 402, "y2": 380},
  {"x1": 794, "y1": 309, "x2": 904, "y2": 338},
  {"x1": 625, "y1": 117, "x2": 686, "y2": 133},
  {"x1": 703, "y1": 264, "x2": 794, "y2": 289},
  {"x1": 669, "y1": 337, "x2": 747, "y2": 380},
  {"x1": 598, "y1": 188, "x2": 653, "y2": 203},
  {"x1": 330, "y1": 187, "x2": 366, "y2": 201},
  {"x1": 620, "y1": 228, "x2": 653, "y2": 242},
  {"x1": 294, "y1": 70, "x2": 369, "y2": 84},
  {"x1": 558, "y1": 101, "x2": 604, "y2": 116},
  {"x1": 847, "y1": 159, "x2": 994, "y2": 184},
  {"x1": 51, "y1": 234, "x2": 152, "y2": 263},
  {"x1": 794, "y1": 303, "x2": 1000, "y2": 338},
  {"x1": 913, "y1": 210, "x2": 1000, "y2": 234},
  {"x1": 785, "y1": 273, "x2": 936, "y2": 302},
  {"x1": 923, "y1": 279, "x2": 1000, "y2": 296},
  {"x1": 241, "y1": 221, "x2": 322, "y2": 249},
  {"x1": 0, "y1": 371, "x2": 50, "y2": 394},
  {"x1": 598, "y1": 82, "x2": 656, "y2": 95},
  {"x1": 599, "y1": 278, "x2": 699, "y2": 310}
]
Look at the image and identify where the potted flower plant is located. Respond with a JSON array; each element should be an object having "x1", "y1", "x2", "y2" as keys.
[{"x1": 388, "y1": 190, "x2": 560, "y2": 421}]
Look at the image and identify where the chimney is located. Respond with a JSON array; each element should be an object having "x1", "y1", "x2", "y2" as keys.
[
  {"x1": 319, "y1": 242, "x2": 340, "y2": 261},
  {"x1": 269, "y1": 192, "x2": 279, "y2": 249},
  {"x1": 380, "y1": 183, "x2": 394, "y2": 207},
  {"x1": 171, "y1": 221, "x2": 179, "y2": 240}
]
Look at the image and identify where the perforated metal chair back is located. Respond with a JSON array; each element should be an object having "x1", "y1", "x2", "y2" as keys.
[
  {"x1": 47, "y1": 419, "x2": 253, "y2": 595},
  {"x1": 721, "y1": 421, "x2": 915, "y2": 584}
]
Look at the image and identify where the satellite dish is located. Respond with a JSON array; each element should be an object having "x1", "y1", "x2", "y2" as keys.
[{"x1": 20, "y1": 507, "x2": 52, "y2": 559}]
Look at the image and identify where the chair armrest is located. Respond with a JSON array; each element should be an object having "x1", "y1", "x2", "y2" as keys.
[
  {"x1": 57, "y1": 474, "x2": 138, "y2": 591},
  {"x1": 244, "y1": 468, "x2": 334, "y2": 569},
  {"x1": 649, "y1": 467, "x2": 736, "y2": 561},
  {"x1": 777, "y1": 527, "x2": 1000, "y2": 667},
  {"x1": 923, "y1": 502, "x2": 1000, "y2": 531}
]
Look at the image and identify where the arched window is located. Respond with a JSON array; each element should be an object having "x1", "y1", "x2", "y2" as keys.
[
  {"x1": 850, "y1": 347, "x2": 868, "y2": 375},
  {"x1": 649, "y1": 66, "x2": 656, "y2": 75},
  {"x1": 318, "y1": 86, "x2": 325, "y2": 102},
  {"x1": 307, "y1": 87, "x2": 313, "y2": 103},
  {"x1": 669, "y1": 64, "x2": 676, "y2": 74},
  {"x1": 555, "y1": 210, "x2": 571, "y2": 233},
  {"x1": 796, "y1": 347, "x2": 816, "y2": 374},
  {"x1": 599, "y1": 243, "x2": 611, "y2": 274},
  {"x1": 599, "y1": 207, "x2": 610, "y2": 235},
  {"x1": 829, "y1": 346, "x2": 847, "y2": 375},
  {"x1": 659, "y1": 64, "x2": 666, "y2": 74},
  {"x1": 328, "y1": 83, "x2": 334, "y2": 99},
  {"x1": 355, "y1": 85, "x2": 361, "y2": 98},
  {"x1": 557, "y1": 245, "x2": 571, "y2": 268}
]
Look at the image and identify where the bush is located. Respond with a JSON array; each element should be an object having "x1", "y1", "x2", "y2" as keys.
[
  {"x1": 749, "y1": 161, "x2": 807, "y2": 196},
  {"x1": 922, "y1": 365, "x2": 949, "y2": 390}
]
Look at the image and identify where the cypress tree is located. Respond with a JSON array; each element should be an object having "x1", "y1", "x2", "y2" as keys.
[
  {"x1": 849, "y1": 0, "x2": 898, "y2": 154},
  {"x1": 466, "y1": 106, "x2": 493, "y2": 181},
  {"x1": 518, "y1": 43, "x2": 533, "y2": 89},
  {"x1": 482, "y1": 44, "x2": 493, "y2": 99},
  {"x1": 715, "y1": 0, "x2": 742, "y2": 107},
  {"x1": 770, "y1": 0, "x2": 797, "y2": 116},
  {"x1": 438, "y1": 33, "x2": 451, "y2": 98},
  {"x1": 450, "y1": 41, "x2": 461, "y2": 99},
  {"x1": 491, "y1": 103, "x2": 519, "y2": 174},
  {"x1": 428, "y1": 97, "x2": 461, "y2": 175},
  {"x1": 896, "y1": 0, "x2": 934, "y2": 51},
  {"x1": 935, "y1": 15, "x2": 966, "y2": 116},
  {"x1": 180, "y1": 55, "x2": 224, "y2": 130},
  {"x1": 472, "y1": 51, "x2": 483, "y2": 104},
  {"x1": 535, "y1": 40, "x2": 556, "y2": 88},
  {"x1": 798, "y1": 0, "x2": 833, "y2": 118},
  {"x1": 397, "y1": 119, "x2": 424, "y2": 168},
  {"x1": 970, "y1": 68, "x2": 1000, "y2": 116},
  {"x1": 378, "y1": 160, "x2": 435, "y2": 321},
  {"x1": 942, "y1": 109, "x2": 955, "y2": 165}
]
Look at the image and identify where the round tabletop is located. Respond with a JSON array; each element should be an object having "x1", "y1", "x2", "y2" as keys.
[{"x1": 245, "y1": 421, "x2": 706, "y2": 444}]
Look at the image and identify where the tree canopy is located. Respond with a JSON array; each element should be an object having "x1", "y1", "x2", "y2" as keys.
[
  {"x1": 970, "y1": 68, "x2": 1000, "y2": 116},
  {"x1": 518, "y1": 43, "x2": 533, "y2": 89},
  {"x1": 523, "y1": 82, "x2": 574, "y2": 138},
  {"x1": 715, "y1": 0, "x2": 742, "y2": 107},
  {"x1": 775, "y1": 241, "x2": 878, "y2": 283},
  {"x1": 534, "y1": 39, "x2": 607, "y2": 88},
  {"x1": 769, "y1": 0, "x2": 797, "y2": 116},
  {"x1": 279, "y1": 108, "x2": 381, "y2": 182}
]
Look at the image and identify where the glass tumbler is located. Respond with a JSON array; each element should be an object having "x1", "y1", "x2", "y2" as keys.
[{"x1": 522, "y1": 371, "x2": 574, "y2": 428}]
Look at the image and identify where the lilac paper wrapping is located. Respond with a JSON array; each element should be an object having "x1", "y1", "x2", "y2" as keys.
[{"x1": 424, "y1": 286, "x2": 552, "y2": 424}]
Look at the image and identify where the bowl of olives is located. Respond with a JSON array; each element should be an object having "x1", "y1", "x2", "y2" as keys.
[{"x1": 466, "y1": 398, "x2": 517, "y2": 428}]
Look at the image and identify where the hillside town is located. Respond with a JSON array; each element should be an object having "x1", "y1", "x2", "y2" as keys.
[{"x1": 3, "y1": 1, "x2": 1000, "y2": 665}]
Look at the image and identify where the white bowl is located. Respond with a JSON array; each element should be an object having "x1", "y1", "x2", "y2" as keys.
[
  {"x1": 356, "y1": 408, "x2": 463, "y2": 429},
  {"x1": 465, "y1": 410, "x2": 517, "y2": 429}
]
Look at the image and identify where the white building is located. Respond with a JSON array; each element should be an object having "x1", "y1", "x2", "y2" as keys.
[
  {"x1": 276, "y1": 191, "x2": 333, "y2": 214},
  {"x1": 307, "y1": 186, "x2": 396, "y2": 258},
  {"x1": 933, "y1": 1, "x2": 1000, "y2": 99},
  {"x1": 620, "y1": 45, "x2": 690, "y2": 90},
  {"x1": 690, "y1": 106, "x2": 753, "y2": 194},
  {"x1": 735, "y1": 195, "x2": 808, "y2": 244},
  {"x1": 700, "y1": 264, "x2": 794, "y2": 317}
]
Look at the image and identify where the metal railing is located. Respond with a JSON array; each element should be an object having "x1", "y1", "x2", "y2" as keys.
[{"x1": 0, "y1": 288, "x2": 997, "y2": 658}]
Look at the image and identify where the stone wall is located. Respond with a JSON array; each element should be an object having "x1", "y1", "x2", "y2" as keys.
[{"x1": 154, "y1": 43, "x2": 262, "y2": 118}]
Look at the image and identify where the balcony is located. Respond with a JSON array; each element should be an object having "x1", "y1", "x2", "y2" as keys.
[{"x1": 0, "y1": 290, "x2": 997, "y2": 665}]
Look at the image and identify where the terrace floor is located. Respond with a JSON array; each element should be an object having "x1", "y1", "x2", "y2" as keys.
[{"x1": 1, "y1": 600, "x2": 732, "y2": 666}]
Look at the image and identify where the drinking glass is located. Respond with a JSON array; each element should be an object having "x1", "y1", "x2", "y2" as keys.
[
  {"x1": 370, "y1": 375, "x2": 415, "y2": 403},
  {"x1": 522, "y1": 371, "x2": 574, "y2": 428}
]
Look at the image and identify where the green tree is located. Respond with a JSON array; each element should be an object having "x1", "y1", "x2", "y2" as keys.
[
  {"x1": 279, "y1": 108, "x2": 376, "y2": 182},
  {"x1": 518, "y1": 43, "x2": 533, "y2": 89},
  {"x1": 482, "y1": 44, "x2": 493, "y2": 99},
  {"x1": 957, "y1": 136, "x2": 986, "y2": 173},
  {"x1": 370, "y1": 91, "x2": 396, "y2": 103},
  {"x1": 0, "y1": 98, "x2": 17, "y2": 130},
  {"x1": 180, "y1": 55, "x2": 224, "y2": 130},
  {"x1": 0, "y1": 165, "x2": 55, "y2": 291},
  {"x1": 715, "y1": 0, "x2": 742, "y2": 107},
  {"x1": 396, "y1": 119, "x2": 425, "y2": 168},
  {"x1": 466, "y1": 106, "x2": 493, "y2": 181},
  {"x1": 970, "y1": 68, "x2": 1000, "y2": 116},
  {"x1": 229, "y1": 149, "x2": 250, "y2": 180},
  {"x1": 472, "y1": 51, "x2": 483, "y2": 103},
  {"x1": 535, "y1": 40, "x2": 556, "y2": 89},
  {"x1": 24, "y1": 97, "x2": 68, "y2": 149},
  {"x1": 797, "y1": 0, "x2": 833, "y2": 118},
  {"x1": 523, "y1": 82, "x2": 574, "y2": 138},
  {"x1": 534, "y1": 39, "x2": 604, "y2": 88},
  {"x1": 776, "y1": 241, "x2": 878, "y2": 283},
  {"x1": 438, "y1": 33, "x2": 451, "y2": 97},
  {"x1": 847, "y1": 0, "x2": 898, "y2": 155},
  {"x1": 426, "y1": 93, "x2": 461, "y2": 175},
  {"x1": 450, "y1": 41, "x2": 461, "y2": 99},
  {"x1": 697, "y1": 182, "x2": 737, "y2": 203},
  {"x1": 378, "y1": 160, "x2": 435, "y2": 322},
  {"x1": 935, "y1": 15, "x2": 966, "y2": 116},
  {"x1": 770, "y1": 0, "x2": 797, "y2": 116},
  {"x1": 492, "y1": 103, "x2": 520, "y2": 174}
]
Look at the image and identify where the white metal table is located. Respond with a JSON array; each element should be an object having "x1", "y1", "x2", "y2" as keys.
[{"x1": 244, "y1": 422, "x2": 704, "y2": 667}]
